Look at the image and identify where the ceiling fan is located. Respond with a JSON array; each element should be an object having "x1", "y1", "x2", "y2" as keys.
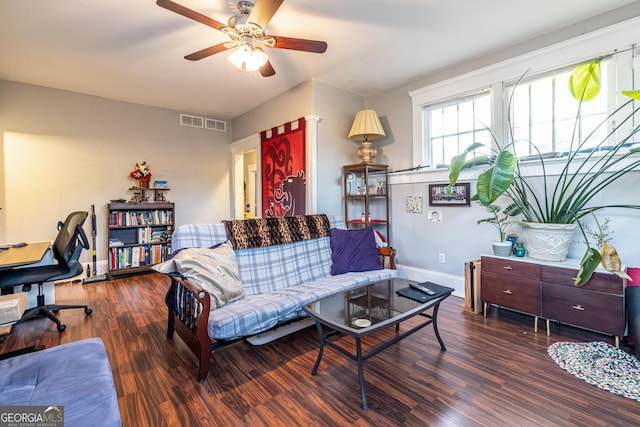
[{"x1": 156, "y1": 0, "x2": 328, "y2": 77}]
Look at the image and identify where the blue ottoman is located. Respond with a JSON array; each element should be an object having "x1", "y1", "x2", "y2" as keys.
[{"x1": 0, "y1": 338, "x2": 121, "y2": 426}]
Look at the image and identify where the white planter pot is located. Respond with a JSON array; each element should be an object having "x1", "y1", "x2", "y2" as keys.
[
  {"x1": 492, "y1": 240, "x2": 513, "y2": 257},
  {"x1": 521, "y1": 222, "x2": 578, "y2": 261}
]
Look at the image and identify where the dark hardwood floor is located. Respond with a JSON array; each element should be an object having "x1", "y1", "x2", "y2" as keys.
[{"x1": 2, "y1": 272, "x2": 638, "y2": 426}]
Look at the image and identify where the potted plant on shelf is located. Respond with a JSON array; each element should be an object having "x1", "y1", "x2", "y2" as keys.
[
  {"x1": 478, "y1": 203, "x2": 520, "y2": 256},
  {"x1": 449, "y1": 58, "x2": 640, "y2": 285}
]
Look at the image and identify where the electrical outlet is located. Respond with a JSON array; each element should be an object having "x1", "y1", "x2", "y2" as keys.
[{"x1": 439, "y1": 253, "x2": 445, "y2": 263}]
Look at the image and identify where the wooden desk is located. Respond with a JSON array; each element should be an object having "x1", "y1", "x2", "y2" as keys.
[{"x1": 0, "y1": 242, "x2": 50, "y2": 270}]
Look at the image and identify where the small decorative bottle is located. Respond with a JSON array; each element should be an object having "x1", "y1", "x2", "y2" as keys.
[
  {"x1": 513, "y1": 242, "x2": 526, "y2": 257},
  {"x1": 361, "y1": 212, "x2": 365, "y2": 221}
]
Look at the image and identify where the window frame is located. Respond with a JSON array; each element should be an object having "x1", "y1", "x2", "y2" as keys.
[
  {"x1": 409, "y1": 18, "x2": 640, "y2": 169},
  {"x1": 424, "y1": 89, "x2": 493, "y2": 166}
]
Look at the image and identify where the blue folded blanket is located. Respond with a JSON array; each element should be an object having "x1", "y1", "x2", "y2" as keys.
[{"x1": 0, "y1": 338, "x2": 121, "y2": 427}]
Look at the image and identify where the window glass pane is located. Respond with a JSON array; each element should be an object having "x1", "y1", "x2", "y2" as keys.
[
  {"x1": 474, "y1": 96, "x2": 491, "y2": 128},
  {"x1": 555, "y1": 71, "x2": 578, "y2": 121},
  {"x1": 509, "y1": 59, "x2": 614, "y2": 157},
  {"x1": 425, "y1": 90, "x2": 491, "y2": 165},
  {"x1": 556, "y1": 117, "x2": 575, "y2": 152},
  {"x1": 529, "y1": 79, "x2": 552, "y2": 150},
  {"x1": 430, "y1": 108, "x2": 443, "y2": 136},
  {"x1": 459, "y1": 132, "x2": 473, "y2": 151},
  {"x1": 432, "y1": 137, "x2": 444, "y2": 165},
  {"x1": 419, "y1": 49, "x2": 636, "y2": 170},
  {"x1": 474, "y1": 130, "x2": 493, "y2": 156},
  {"x1": 442, "y1": 135, "x2": 458, "y2": 165},
  {"x1": 511, "y1": 84, "x2": 529, "y2": 128},
  {"x1": 458, "y1": 101, "x2": 473, "y2": 132},
  {"x1": 442, "y1": 105, "x2": 458, "y2": 135}
]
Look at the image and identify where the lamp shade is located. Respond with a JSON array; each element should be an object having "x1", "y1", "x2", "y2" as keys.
[{"x1": 348, "y1": 110, "x2": 385, "y2": 142}]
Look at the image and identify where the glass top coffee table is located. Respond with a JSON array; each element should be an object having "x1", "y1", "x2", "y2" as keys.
[{"x1": 302, "y1": 278, "x2": 453, "y2": 409}]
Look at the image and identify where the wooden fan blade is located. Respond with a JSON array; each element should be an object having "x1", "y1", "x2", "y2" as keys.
[
  {"x1": 248, "y1": 0, "x2": 284, "y2": 29},
  {"x1": 260, "y1": 60, "x2": 276, "y2": 77},
  {"x1": 156, "y1": 0, "x2": 226, "y2": 31},
  {"x1": 185, "y1": 43, "x2": 231, "y2": 61},
  {"x1": 272, "y1": 36, "x2": 327, "y2": 53}
]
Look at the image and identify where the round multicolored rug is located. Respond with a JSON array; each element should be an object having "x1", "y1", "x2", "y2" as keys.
[{"x1": 547, "y1": 341, "x2": 640, "y2": 401}]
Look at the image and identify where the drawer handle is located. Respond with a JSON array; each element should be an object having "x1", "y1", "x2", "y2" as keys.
[
  {"x1": 503, "y1": 290, "x2": 513, "y2": 295},
  {"x1": 503, "y1": 266, "x2": 513, "y2": 270},
  {"x1": 572, "y1": 305, "x2": 585, "y2": 311}
]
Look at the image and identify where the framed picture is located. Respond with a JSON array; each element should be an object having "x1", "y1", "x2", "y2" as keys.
[
  {"x1": 428, "y1": 182, "x2": 470, "y2": 206},
  {"x1": 405, "y1": 195, "x2": 423, "y2": 213}
]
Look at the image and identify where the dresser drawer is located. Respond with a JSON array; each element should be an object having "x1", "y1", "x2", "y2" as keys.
[
  {"x1": 542, "y1": 282, "x2": 625, "y2": 336},
  {"x1": 481, "y1": 271, "x2": 541, "y2": 315},
  {"x1": 542, "y1": 265, "x2": 624, "y2": 294},
  {"x1": 481, "y1": 256, "x2": 541, "y2": 279}
]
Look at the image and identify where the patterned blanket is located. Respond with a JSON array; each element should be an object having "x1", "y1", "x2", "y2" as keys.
[{"x1": 223, "y1": 214, "x2": 331, "y2": 250}]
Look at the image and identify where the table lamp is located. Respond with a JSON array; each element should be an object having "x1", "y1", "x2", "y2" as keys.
[{"x1": 347, "y1": 110, "x2": 386, "y2": 163}]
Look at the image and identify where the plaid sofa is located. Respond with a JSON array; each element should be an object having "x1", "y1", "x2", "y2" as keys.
[{"x1": 171, "y1": 215, "x2": 397, "y2": 340}]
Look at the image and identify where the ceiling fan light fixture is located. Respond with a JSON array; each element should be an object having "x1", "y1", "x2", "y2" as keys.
[
  {"x1": 228, "y1": 44, "x2": 268, "y2": 72},
  {"x1": 246, "y1": 48, "x2": 269, "y2": 71},
  {"x1": 158, "y1": 0, "x2": 327, "y2": 77}
]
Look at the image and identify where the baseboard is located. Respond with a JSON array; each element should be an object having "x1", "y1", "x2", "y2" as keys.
[
  {"x1": 396, "y1": 264, "x2": 465, "y2": 299},
  {"x1": 84, "y1": 260, "x2": 110, "y2": 277},
  {"x1": 246, "y1": 317, "x2": 315, "y2": 346}
]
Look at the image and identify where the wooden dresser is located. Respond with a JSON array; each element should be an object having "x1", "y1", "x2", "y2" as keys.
[{"x1": 481, "y1": 255, "x2": 626, "y2": 346}]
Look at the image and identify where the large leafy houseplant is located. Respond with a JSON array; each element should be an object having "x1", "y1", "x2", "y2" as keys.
[{"x1": 449, "y1": 59, "x2": 640, "y2": 285}]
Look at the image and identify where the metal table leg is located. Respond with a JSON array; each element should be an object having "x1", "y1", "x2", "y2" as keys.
[
  {"x1": 355, "y1": 336, "x2": 368, "y2": 410},
  {"x1": 431, "y1": 302, "x2": 446, "y2": 351},
  {"x1": 311, "y1": 322, "x2": 325, "y2": 375}
]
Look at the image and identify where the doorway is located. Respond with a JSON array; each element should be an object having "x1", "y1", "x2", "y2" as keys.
[
  {"x1": 245, "y1": 160, "x2": 257, "y2": 218},
  {"x1": 231, "y1": 134, "x2": 261, "y2": 220}
]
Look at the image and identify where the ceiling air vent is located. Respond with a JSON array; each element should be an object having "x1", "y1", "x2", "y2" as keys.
[
  {"x1": 205, "y1": 118, "x2": 227, "y2": 132},
  {"x1": 179, "y1": 114, "x2": 227, "y2": 132},
  {"x1": 180, "y1": 114, "x2": 203, "y2": 128}
]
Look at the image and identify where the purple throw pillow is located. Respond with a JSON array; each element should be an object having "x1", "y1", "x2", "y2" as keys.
[{"x1": 330, "y1": 228, "x2": 382, "y2": 275}]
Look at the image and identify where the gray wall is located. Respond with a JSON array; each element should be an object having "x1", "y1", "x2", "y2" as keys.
[
  {"x1": 4, "y1": 3, "x2": 638, "y2": 288},
  {"x1": 0, "y1": 80, "x2": 232, "y2": 272},
  {"x1": 312, "y1": 81, "x2": 365, "y2": 216},
  {"x1": 231, "y1": 81, "x2": 313, "y2": 141},
  {"x1": 231, "y1": 80, "x2": 367, "y2": 217}
]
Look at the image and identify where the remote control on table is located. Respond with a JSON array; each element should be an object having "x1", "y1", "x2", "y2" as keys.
[{"x1": 409, "y1": 283, "x2": 436, "y2": 295}]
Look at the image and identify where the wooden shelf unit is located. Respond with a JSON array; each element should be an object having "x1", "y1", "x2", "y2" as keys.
[
  {"x1": 342, "y1": 163, "x2": 390, "y2": 244},
  {"x1": 107, "y1": 202, "x2": 174, "y2": 278}
]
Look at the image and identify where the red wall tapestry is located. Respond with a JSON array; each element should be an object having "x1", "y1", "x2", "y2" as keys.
[{"x1": 261, "y1": 117, "x2": 306, "y2": 217}]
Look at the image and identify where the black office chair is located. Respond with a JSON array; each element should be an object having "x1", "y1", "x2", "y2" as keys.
[{"x1": 0, "y1": 211, "x2": 93, "y2": 332}]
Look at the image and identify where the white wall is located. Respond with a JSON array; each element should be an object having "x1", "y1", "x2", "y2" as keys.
[{"x1": 0, "y1": 80, "x2": 232, "y2": 273}]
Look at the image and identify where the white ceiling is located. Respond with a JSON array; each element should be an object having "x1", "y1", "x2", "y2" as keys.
[{"x1": 0, "y1": 0, "x2": 638, "y2": 120}]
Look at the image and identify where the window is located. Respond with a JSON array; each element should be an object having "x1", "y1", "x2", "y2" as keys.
[
  {"x1": 410, "y1": 26, "x2": 639, "y2": 168},
  {"x1": 508, "y1": 61, "x2": 611, "y2": 157},
  {"x1": 425, "y1": 90, "x2": 492, "y2": 166}
]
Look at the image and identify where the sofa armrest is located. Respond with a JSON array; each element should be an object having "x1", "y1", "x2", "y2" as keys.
[
  {"x1": 165, "y1": 275, "x2": 212, "y2": 381},
  {"x1": 378, "y1": 247, "x2": 396, "y2": 269}
]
